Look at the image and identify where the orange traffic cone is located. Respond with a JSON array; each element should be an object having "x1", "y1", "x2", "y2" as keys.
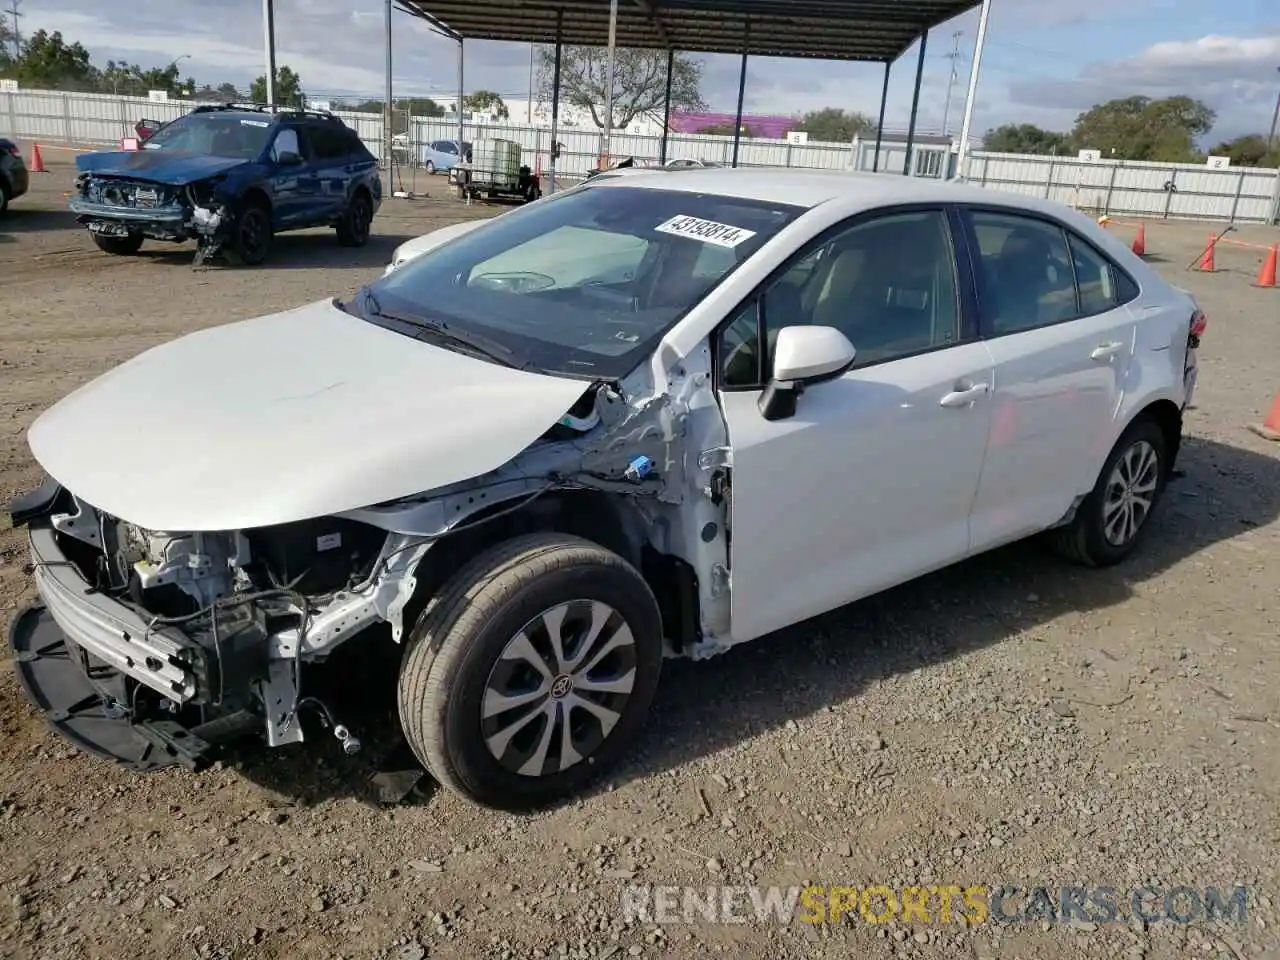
[
  {"x1": 1254, "y1": 244, "x2": 1278, "y2": 289},
  {"x1": 1131, "y1": 222, "x2": 1146, "y2": 257},
  {"x1": 29, "y1": 142, "x2": 46, "y2": 173},
  {"x1": 1197, "y1": 235, "x2": 1216, "y2": 272},
  {"x1": 1248, "y1": 390, "x2": 1280, "y2": 441}
]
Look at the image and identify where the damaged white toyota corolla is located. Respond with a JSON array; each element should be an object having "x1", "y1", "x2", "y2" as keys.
[{"x1": 9, "y1": 170, "x2": 1203, "y2": 809}]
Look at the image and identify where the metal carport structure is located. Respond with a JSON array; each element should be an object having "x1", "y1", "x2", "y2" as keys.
[{"x1": 386, "y1": 0, "x2": 989, "y2": 190}]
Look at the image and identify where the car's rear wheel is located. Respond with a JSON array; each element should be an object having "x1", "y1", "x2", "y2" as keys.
[
  {"x1": 336, "y1": 191, "x2": 372, "y2": 247},
  {"x1": 91, "y1": 231, "x2": 144, "y2": 255},
  {"x1": 1050, "y1": 419, "x2": 1168, "y2": 567},
  {"x1": 227, "y1": 203, "x2": 272, "y2": 266},
  {"x1": 397, "y1": 533, "x2": 663, "y2": 810}
]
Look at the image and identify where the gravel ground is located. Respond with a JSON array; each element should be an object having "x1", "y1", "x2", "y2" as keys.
[{"x1": 1, "y1": 157, "x2": 1278, "y2": 960}]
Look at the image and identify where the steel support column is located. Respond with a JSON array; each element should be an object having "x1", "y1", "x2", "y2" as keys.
[
  {"x1": 548, "y1": 16, "x2": 563, "y2": 194},
  {"x1": 659, "y1": 47, "x2": 675, "y2": 165},
  {"x1": 873, "y1": 61, "x2": 890, "y2": 172},
  {"x1": 955, "y1": 0, "x2": 992, "y2": 179},
  {"x1": 731, "y1": 25, "x2": 749, "y2": 169},
  {"x1": 602, "y1": 0, "x2": 619, "y2": 167},
  {"x1": 456, "y1": 39, "x2": 465, "y2": 148},
  {"x1": 384, "y1": 0, "x2": 393, "y2": 170},
  {"x1": 904, "y1": 31, "x2": 928, "y2": 176}
]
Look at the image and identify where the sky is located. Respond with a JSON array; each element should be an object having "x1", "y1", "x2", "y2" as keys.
[{"x1": 12, "y1": 0, "x2": 1280, "y2": 143}]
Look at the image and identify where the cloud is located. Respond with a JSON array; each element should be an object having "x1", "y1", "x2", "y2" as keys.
[{"x1": 1007, "y1": 34, "x2": 1280, "y2": 138}]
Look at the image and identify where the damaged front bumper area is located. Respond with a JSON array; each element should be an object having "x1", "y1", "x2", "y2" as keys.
[
  {"x1": 70, "y1": 175, "x2": 229, "y2": 260},
  {"x1": 7, "y1": 483, "x2": 427, "y2": 771}
]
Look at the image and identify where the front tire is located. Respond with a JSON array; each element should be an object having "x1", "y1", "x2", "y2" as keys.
[
  {"x1": 226, "y1": 203, "x2": 272, "y2": 266},
  {"x1": 397, "y1": 533, "x2": 663, "y2": 811},
  {"x1": 424, "y1": 160, "x2": 436, "y2": 175},
  {"x1": 91, "y1": 231, "x2": 144, "y2": 255},
  {"x1": 1050, "y1": 419, "x2": 1168, "y2": 567}
]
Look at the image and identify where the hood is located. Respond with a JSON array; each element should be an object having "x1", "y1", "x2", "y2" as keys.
[
  {"x1": 27, "y1": 300, "x2": 590, "y2": 532},
  {"x1": 387, "y1": 219, "x2": 489, "y2": 272},
  {"x1": 76, "y1": 149, "x2": 249, "y2": 186}
]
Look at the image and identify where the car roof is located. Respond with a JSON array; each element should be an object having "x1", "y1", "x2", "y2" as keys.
[{"x1": 595, "y1": 167, "x2": 1074, "y2": 219}]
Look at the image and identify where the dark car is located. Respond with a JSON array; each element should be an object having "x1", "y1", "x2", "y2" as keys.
[
  {"x1": 0, "y1": 138, "x2": 30, "y2": 216},
  {"x1": 69, "y1": 104, "x2": 382, "y2": 266}
]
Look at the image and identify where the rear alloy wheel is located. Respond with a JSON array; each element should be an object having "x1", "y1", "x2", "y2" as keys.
[
  {"x1": 336, "y1": 191, "x2": 372, "y2": 247},
  {"x1": 91, "y1": 231, "x2": 145, "y2": 256},
  {"x1": 227, "y1": 203, "x2": 272, "y2": 266},
  {"x1": 397, "y1": 533, "x2": 663, "y2": 810},
  {"x1": 1050, "y1": 420, "x2": 1168, "y2": 567}
]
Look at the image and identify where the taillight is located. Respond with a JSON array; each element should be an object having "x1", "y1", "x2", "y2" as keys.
[{"x1": 1189, "y1": 309, "x2": 1206, "y2": 348}]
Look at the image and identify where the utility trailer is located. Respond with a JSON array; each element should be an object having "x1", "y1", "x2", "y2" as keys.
[{"x1": 450, "y1": 137, "x2": 541, "y2": 203}]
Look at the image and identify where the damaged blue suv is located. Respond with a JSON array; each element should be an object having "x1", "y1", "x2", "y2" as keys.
[{"x1": 69, "y1": 104, "x2": 382, "y2": 266}]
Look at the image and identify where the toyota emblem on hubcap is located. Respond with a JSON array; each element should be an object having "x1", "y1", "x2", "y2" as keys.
[{"x1": 549, "y1": 674, "x2": 574, "y2": 699}]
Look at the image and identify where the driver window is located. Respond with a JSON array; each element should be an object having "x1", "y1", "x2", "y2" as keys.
[
  {"x1": 717, "y1": 209, "x2": 961, "y2": 387},
  {"x1": 271, "y1": 128, "x2": 301, "y2": 163}
]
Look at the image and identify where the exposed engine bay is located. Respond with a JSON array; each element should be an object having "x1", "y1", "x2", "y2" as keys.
[{"x1": 14, "y1": 354, "x2": 735, "y2": 768}]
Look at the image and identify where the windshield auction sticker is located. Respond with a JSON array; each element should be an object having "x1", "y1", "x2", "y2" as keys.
[{"x1": 654, "y1": 215, "x2": 757, "y2": 248}]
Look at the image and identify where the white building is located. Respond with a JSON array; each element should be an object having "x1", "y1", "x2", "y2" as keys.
[{"x1": 432, "y1": 96, "x2": 666, "y2": 137}]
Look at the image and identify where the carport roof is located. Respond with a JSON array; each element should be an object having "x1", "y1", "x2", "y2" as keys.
[{"x1": 396, "y1": 0, "x2": 980, "y2": 64}]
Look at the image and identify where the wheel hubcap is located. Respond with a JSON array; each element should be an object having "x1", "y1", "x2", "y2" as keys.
[
  {"x1": 481, "y1": 600, "x2": 637, "y2": 778},
  {"x1": 1102, "y1": 439, "x2": 1159, "y2": 546}
]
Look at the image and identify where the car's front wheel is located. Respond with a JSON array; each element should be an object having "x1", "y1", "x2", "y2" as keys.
[
  {"x1": 397, "y1": 533, "x2": 663, "y2": 810},
  {"x1": 91, "y1": 231, "x2": 145, "y2": 255},
  {"x1": 336, "y1": 191, "x2": 372, "y2": 247},
  {"x1": 227, "y1": 203, "x2": 272, "y2": 266},
  {"x1": 1050, "y1": 419, "x2": 1168, "y2": 566},
  {"x1": 0, "y1": 180, "x2": 9, "y2": 216},
  {"x1": 424, "y1": 160, "x2": 435, "y2": 175}
]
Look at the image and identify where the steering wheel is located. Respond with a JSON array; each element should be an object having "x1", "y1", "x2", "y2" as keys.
[{"x1": 470, "y1": 272, "x2": 555, "y2": 294}]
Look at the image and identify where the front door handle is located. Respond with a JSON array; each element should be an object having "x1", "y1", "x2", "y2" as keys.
[
  {"x1": 1090, "y1": 341, "x2": 1125, "y2": 361},
  {"x1": 939, "y1": 381, "x2": 991, "y2": 408}
]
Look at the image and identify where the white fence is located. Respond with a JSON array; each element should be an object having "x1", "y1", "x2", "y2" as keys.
[
  {"x1": 4, "y1": 87, "x2": 1279, "y2": 225},
  {"x1": 960, "y1": 152, "x2": 1280, "y2": 226}
]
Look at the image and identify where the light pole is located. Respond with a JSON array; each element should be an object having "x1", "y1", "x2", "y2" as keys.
[
  {"x1": 165, "y1": 54, "x2": 191, "y2": 97},
  {"x1": 1267, "y1": 65, "x2": 1280, "y2": 153}
]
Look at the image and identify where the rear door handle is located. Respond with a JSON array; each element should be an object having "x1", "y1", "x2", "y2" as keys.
[
  {"x1": 1090, "y1": 341, "x2": 1125, "y2": 361},
  {"x1": 939, "y1": 381, "x2": 991, "y2": 408}
]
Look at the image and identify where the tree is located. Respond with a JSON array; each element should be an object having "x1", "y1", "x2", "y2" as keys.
[
  {"x1": 982, "y1": 123, "x2": 1070, "y2": 155},
  {"x1": 535, "y1": 46, "x2": 706, "y2": 130},
  {"x1": 7, "y1": 30, "x2": 97, "y2": 90},
  {"x1": 250, "y1": 65, "x2": 302, "y2": 107},
  {"x1": 1209, "y1": 134, "x2": 1280, "y2": 168},
  {"x1": 99, "y1": 60, "x2": 188, "y2": 97},
  {"x1": 0, "y1": 20, "x2": 16, "y2": 71},
  {"x1": 792, "y1": 108, "x2": 871, "y2": 143},
  {"x1": 465, "y1": 90, "x2": 508, "y2": 119},
  {"x1": 1069, "y1": 95, "x2": 1215, "y2": 163}
]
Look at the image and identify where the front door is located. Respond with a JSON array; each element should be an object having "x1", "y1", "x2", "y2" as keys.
[
  {"x1": 959, "y1": 208, "x2": 1138, "y2": 551},
  {"x1": 717, "y1": 207, "x2": 996, "y2": 643}
]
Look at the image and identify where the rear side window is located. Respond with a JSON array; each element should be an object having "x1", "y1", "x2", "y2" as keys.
[
  {"x1": 967, "y1": 210, "x2": 1077, "y2": 335},
  {"x1": 1068, "y1": 234, "x2": 1119, "y2": 314},
  {"x1": 308, "y1": 125, "x2": 350, "y2": 160}
]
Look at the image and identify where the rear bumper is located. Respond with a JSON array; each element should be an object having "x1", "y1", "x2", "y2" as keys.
[{"x1": 27, "y1": 525, "x2": 205, "y2": 703}]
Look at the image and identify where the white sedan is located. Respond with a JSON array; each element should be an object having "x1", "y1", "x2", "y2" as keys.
[{"x1": 11, "y1": 169, "x2": 1203, "y2": 810}]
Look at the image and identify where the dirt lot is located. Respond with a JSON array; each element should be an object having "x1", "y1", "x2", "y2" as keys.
[{"x1": 1, "y1": 156, "x2": 1279, "y2": 960}]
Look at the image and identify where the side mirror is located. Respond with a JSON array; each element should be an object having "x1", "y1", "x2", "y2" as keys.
[
  {"x1": 758, "y1": 325, "x2": 856, "y2": 422},
  {"x1": 277, "y1": 151, "x2": 303, "y2": 166}
]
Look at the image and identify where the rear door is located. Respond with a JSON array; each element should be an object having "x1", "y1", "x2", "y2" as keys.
[
  {"x1": 301, "y1": 123, "x2": 352, "y2": 223},
  {"x1": 960, "y1": 206, "x2": 1140, "y2": 552},
  {"x1": 267, "y1": 125, "x2": 309, "y2": 228}
]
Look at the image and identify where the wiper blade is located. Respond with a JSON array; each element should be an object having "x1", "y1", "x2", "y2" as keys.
[{"x1": 359, "y1": 289, "x2": 524, "y2": 370}]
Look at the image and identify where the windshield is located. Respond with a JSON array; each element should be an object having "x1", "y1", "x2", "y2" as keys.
[
  {"x1": 142, "y1": 113, "x2": 272, "y2": 160},
  {"x1": 365, "y1": 185, "x2": 804, "y2": 379}
]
